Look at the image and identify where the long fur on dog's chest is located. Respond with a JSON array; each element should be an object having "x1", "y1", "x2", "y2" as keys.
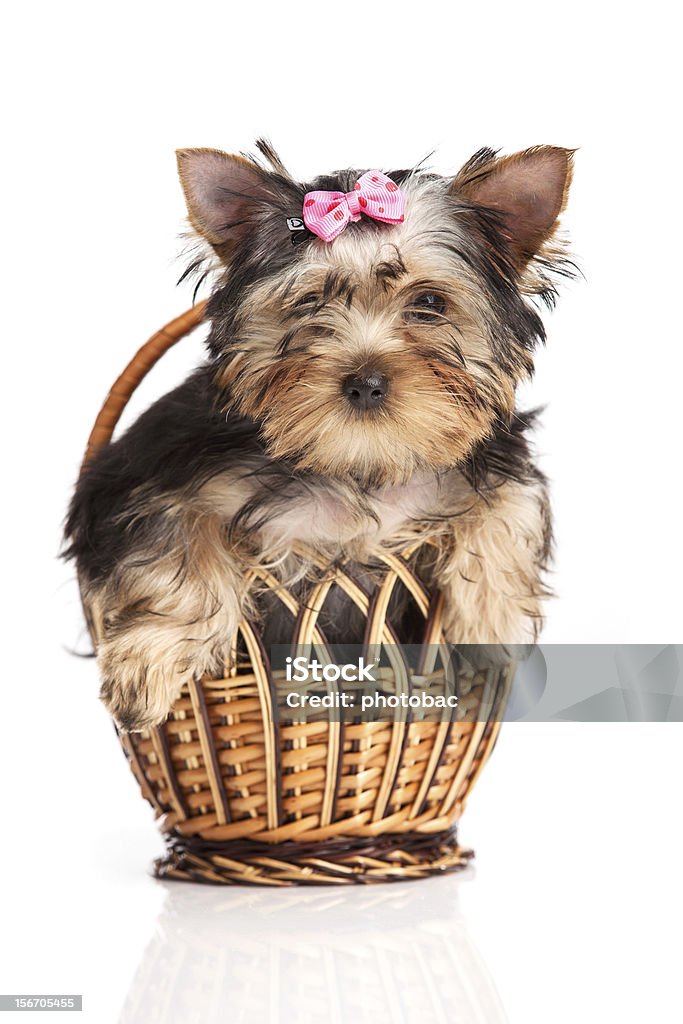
[{"x1": 204, "y1": 464, "x2": 447, "y2": 558}]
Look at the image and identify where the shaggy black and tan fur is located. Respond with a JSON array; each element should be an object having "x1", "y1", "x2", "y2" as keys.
[{"x1": 64, "y1": 140, "x2": 574, "y2": 730}]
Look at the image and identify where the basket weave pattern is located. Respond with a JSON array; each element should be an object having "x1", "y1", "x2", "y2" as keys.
[{"x1": 84, "y1": 306, "x2": 509, "y2": 885}]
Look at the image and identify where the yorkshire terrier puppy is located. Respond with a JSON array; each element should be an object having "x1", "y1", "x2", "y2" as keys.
[{"x1": 65, "y1": 140, "x2": 574, "y2": 731}]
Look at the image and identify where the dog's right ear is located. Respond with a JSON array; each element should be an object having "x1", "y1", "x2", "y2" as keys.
[{"x1": 176, "y1": 148, "x2": 272, "y2": 254}]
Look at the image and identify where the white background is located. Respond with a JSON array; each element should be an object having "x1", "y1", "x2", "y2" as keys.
[{"x1": 2, "y1": 2, "x2": 682, "y2": 1021}]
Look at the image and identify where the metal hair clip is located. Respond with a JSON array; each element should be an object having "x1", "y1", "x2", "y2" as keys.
[{"x1": 286, "y1": 216, "x2": 310, "y2": 245}]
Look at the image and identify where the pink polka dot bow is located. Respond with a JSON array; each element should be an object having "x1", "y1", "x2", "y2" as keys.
[{"x1": 302, "y1": 170, "x2": 405, "y2": 242}]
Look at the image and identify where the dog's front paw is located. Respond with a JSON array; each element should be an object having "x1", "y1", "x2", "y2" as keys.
[{"x1": 98, "y1": 644, "x2": 187, "y2": 732}]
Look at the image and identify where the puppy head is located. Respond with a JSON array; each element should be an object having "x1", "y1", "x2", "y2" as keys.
[{"x1": 177, "y1": 141, "x2": 574, "y2": 486}]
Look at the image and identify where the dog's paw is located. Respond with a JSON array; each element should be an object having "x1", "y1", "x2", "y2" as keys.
[
  {"x1": 96, "y1": 619, "x2": 217, "y2": 731},
  {"x1": 94, "y1": 599, "x2": 236, "y2": 731},
  {"x1": 98, "y1": 647, "x2": 186, "y2": 732}
]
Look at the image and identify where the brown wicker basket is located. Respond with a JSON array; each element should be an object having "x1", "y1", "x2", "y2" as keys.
[{"x1": 81, "y1": 305, "x2": 512, "y2": 885}]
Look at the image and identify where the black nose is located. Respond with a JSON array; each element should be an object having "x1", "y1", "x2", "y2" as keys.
[{"x1": 343, "y1": 371, "x2": 389, "y2": 411}]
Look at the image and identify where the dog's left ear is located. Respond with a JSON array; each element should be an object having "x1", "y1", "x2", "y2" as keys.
[{"x1": 452, "y1": 146, "x2": 574, "y2": 266}]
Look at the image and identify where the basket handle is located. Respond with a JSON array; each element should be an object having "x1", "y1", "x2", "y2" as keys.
[{"x1": 82, "y1": 300, "x2": 208, "y2": 465}]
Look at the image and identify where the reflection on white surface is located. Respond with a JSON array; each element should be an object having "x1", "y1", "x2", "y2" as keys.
[{"x1": 119, "y1": 873, "x2": 507, "y2": 1024}]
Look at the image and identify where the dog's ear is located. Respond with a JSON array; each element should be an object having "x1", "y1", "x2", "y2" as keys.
[
  {"x1": 452, "y1": 146, "x2": 574, "y2": 265},
  {"x1": 176, "y1": 147, "x2": 272, "y2": 253}
]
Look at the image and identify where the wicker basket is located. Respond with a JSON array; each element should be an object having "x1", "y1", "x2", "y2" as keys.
[{"x1": 82, "y1": 305, "x2": 512, "y2": 885}]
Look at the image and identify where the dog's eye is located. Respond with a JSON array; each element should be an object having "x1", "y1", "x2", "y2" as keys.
[{"x1": 405, "y1": 293, "x2": 447, "y2": 323}]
